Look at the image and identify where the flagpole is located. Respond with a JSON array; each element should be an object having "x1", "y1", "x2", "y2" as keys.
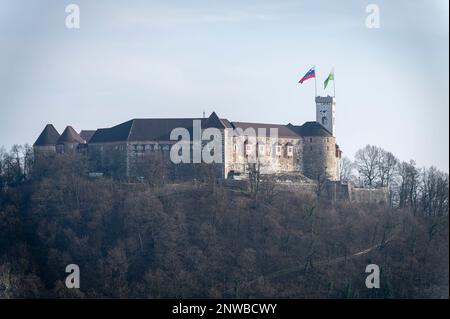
[
  {"x1": 333, "y1": 68, "x2": 336, "y2": 97},
  {"x1": 314, "y1": 65, "x2": 317, "y2": 97}
]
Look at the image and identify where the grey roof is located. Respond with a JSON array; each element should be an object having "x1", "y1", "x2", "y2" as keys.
[
  {"x1": 203, "y1": 112, "x2": 233, "y2": 129},
  {"x1": 89, "y1": 112, "x2": 234, "y2": 143},
  {"x1": 34, "y1": 124, "x2": 60, "y2": 146},
  {"x1": 57, "y1": 126, "x2": 85, "y2": 144},
  {"x1": 220, "y1": 118, "x2": 233, "y2": 128},
  {"x1": 86, "y1": 112, "x2": 333, "y2": 144},
  {"x1": 287, "y1": 122, "x2": 332, "y2": 137},
  {"x1": 231, "y1": 122, "x2": 300, "y2": 138},
  {"x1": 89, "y1": 118, "x2": 206, "y2": 143},
  {"x1": 80, "y1": 130, "x2": 96, "y2": 143},
  {"x1": 90, "y1": 120, "x2": 134, "y2": 143}
]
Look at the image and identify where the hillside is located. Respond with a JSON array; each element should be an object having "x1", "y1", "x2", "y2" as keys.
[{"x1": 0, "y1": 150, "x2": 448, "y2": 298}]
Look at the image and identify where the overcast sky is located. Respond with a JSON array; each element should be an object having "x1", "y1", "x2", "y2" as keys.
[{"x1": 0, "y1": 0, "x2": 448, "y2": 171}]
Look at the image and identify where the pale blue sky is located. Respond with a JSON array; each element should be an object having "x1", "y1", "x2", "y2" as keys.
[{"x1": 0, "y1": 0, "x2": 448, "y2": 170}]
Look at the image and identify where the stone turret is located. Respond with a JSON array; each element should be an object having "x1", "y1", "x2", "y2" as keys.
[
  {"x1": 56, "y1": 126, "x2": 85, "y2": 153},
  {"x1": 33, "y1": 124, "x2": 60, "y2": 154},
  {"x1": 288, "y1": 122, "x2": 338, "y2": 181}
]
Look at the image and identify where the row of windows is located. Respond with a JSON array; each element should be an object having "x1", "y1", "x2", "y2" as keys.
[
  {"x1": 105, "y1": 143, "x2": 329, "y2": 154},
  {"x1": 308, "y1": 137, "x2": 331, "y2": 143},
  {"x1": 236, "y1": 143, "x2": 294, "y2": 157},
  {"x1": 132, "y1": 144, "x2": 170, "y2": 152},
  {"x1": 106, "y1": 144, "x2": 172, "y2": 152},
  {"x1": 308, "y1": 145, "x2": 331, "y2": 151},
  {"x1": 133, "y1": 144, "x2": 170, "y2": 152}
]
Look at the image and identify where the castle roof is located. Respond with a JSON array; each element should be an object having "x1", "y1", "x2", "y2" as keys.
[
  {"x1": 80, "y1": 130, "x2": 96, "y2": 143},
  {"x1": 87, "y1": 113, "x2": 333, "y2": 144},
  {"x1": 89, "y1": 118, "x2": 203, "y2": 143},
  {"x1": 287, "y1": 122, "x2": 332, "y2": 137},
  {"x1": 57, "y1": 126, "x2": 85, "y2": 144},
  {"x1": 34, "y1": 124, "x2": 60, "y2": 146},
  {"x1": 89, "y1": 112, "x2": 233, "y2": 143},
  {"x1": 231, "y1": 122, "x2": 299, "y2": 138},
  {"x1": 203, "y1": 112, "x2": 233, "y2": 129}
]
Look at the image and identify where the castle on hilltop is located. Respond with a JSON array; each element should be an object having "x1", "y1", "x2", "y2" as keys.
[{"x1": 33, "y1": 96, "x2": 342, "y2": 182}]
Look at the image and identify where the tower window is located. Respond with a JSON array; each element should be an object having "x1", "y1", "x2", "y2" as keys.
[{"x1": 310, "y1": 138, "x2": 313, "y2": 143}]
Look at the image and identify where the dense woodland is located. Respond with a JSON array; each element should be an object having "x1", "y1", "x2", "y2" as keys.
[{"x1": 0, "y1": 144, "x2": 448, "y2": 298}]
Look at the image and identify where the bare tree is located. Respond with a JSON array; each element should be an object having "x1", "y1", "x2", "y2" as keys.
[
  {"x1": 339, "y1": 156, "x2": 355, "y2": 183},
  {"x1": 397, "y1": 160, "x2": 420, "y2": 213},
  {"x1": 377, "y1": 149, "x2": 398, "y2": 187},
  {"x1": 134, "y1": 153, "x2": 168, "y2": 186},
  {"x1": 420, "y1": 166, "x2": 449, "y2": 217},
  {"x1": 354, "y1": 145, "x2": 380, "y2": 187},
  {"x1": 247, "y1": 161, "x2": 261, "y2": 201}
]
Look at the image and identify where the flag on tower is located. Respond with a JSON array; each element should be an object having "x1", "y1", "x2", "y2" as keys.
[
  {"x1": 298, "y1": 67, "x2": 316, "y2": 84},
  {"x1": 324, "y1": 69, "x2": 334, "y2": 89}
]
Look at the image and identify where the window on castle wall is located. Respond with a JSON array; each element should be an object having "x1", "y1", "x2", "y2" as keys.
[
  {"x1": 287, "y1": 145, "x2": 293, "y2": 157},
  {"x1": 258, "y1": 144, "x2": 265, "y2": 156},
  {"x1": 310, "y1": 138, "x2": 313, "y2": 143},
  {"x1": 327, "y1": 146, "x2": 329, "y2": 151},
  {"x1": 310, "y1": 146, "x2": 313, "y2": 151},
  {"x1": 245, "y1": 144, "x2": 252, "y2": 156},
  {"x1": 276, "y1": 145, "x2": 282, "y2": 156}
]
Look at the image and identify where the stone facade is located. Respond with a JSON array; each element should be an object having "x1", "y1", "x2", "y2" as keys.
[
  {"x1": 301, "y1": 135, "x2": 338, "y2": 180},
  {"x1": 223, "y1": 128, "x2": 303, "y2": 178}
]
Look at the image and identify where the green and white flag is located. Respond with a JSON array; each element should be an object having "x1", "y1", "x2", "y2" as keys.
[{"x1": 324, "y1": 69, "x2": 334, "y2": 89}]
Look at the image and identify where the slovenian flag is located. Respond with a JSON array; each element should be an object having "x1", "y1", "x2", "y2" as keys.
[{"x1": 299, "y1": 67, "x2": 316, "y2": 84}]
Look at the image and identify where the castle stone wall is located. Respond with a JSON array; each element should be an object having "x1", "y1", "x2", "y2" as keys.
[
  {"x1": 302, "y1": 135, "x2": 338, "y2": 181},
  {"x1": 223, "y1": 131, "x2": 302, "y2": 177}
]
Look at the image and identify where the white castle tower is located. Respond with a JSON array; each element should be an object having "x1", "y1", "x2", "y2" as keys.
[{"x1": 315, "y1": 96, "x2": 336, "y2": 136}]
